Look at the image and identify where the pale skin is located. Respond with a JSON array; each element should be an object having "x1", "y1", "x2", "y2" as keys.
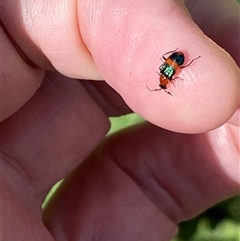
[{"x1": 1, "y1": 0, "x2": 240, "y2": 240}]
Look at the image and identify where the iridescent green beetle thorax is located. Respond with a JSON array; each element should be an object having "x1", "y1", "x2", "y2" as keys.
[{"x1": 160, "y1": 64, "x2": 175, "y2": 80}]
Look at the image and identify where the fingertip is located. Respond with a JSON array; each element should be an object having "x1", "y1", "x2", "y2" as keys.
[{"x1": 142, "y1": 44, "x2": 240, "y2": 133}]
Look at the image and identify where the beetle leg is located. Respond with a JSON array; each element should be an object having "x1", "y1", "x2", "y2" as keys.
[{"x1": 170, "y1": 76, "x2": 183, "y2": 87}]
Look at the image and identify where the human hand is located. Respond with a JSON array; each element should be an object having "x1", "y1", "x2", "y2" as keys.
[{"x1": 1, "y1": 0, "x2": 239, "y2": 240}]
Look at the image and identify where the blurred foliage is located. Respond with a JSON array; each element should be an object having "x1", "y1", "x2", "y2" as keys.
[
  {"x1": 108, "y1": 113, "x2": 144, "y2": 134},
  {"x1": 173, "y1": 195, "x2": 240, "y2": 241}
]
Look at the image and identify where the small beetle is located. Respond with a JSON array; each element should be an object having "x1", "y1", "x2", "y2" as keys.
[{"x1": 147, "y1": 49, "x2": 201, "y2": 96}]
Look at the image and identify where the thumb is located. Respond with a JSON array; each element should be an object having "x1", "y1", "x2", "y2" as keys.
[{"x1": 79, "y1": 0, "x2": 239, "y2": 133}]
